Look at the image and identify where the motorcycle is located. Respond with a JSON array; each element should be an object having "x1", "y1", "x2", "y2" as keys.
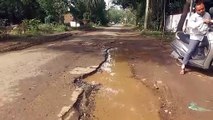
[
  {"x1": 171, "y1": 30, "x2": 213, "y2": 69},
  {"x1": 170, "y1": 6, "x2": 213, "y2": 69}
]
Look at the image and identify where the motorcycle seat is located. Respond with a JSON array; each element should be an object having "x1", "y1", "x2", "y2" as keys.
[
  {"x1": 175, "y1": 31, "x2": 209, "y2": 47},
  {"x1": 199, "y1": 36, "x2": 209, "y2": 47}
]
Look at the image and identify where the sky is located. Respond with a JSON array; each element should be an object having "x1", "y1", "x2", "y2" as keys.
[
  {"x1": 105, "y1": 0, "x2": 112, "y2": 9},
  {"x1": 104, "y1": 0, "x2": 121, "y2": 10}
]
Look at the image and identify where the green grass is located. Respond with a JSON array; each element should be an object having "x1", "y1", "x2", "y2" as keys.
[{"x1": 141, "y1": 30, "x2": 174, "y2": 42}]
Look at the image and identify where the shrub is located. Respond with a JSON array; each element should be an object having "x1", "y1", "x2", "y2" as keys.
[
  {"x1": 38, "y1": 24, "x2": 54, "y2": 34},
  {"x1": 53, "y1": 24, "x2": 67, "y2": 32},
  {"x1": 22, "y1": 19, "x2": 41, "y2": 32},
  {"x1": 10, "y1": 19, "x2": 68, "y2": 36}
]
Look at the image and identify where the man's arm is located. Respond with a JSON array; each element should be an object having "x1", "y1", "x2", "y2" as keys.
[{"x1": 203, "y1": 12, "x2": 212, "y2": 24}]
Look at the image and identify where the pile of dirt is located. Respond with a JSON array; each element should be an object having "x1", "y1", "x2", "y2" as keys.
[{"x1": 0, "y1": 32, "x2": 73, "y2": 52}]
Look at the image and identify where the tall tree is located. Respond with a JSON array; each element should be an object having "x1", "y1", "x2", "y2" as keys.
[
  {"x1": 144, "y1": 0, "x2": 149, "y2": 30},
  {"x1": 0, "y1": 0, "x2": 24, "y2": 24},
  {"x1": 176, "y1": 0, "x2": 191, "y2": 31},
  {"x1": 108, "y1": 7, "x2": 123, "y2": 24},
  {"x1": 69, "y1": 0, "x2": 108, "y2": 25},
  {"x1": 37, "y1": 0, "x2": 68, "y2": 23}
]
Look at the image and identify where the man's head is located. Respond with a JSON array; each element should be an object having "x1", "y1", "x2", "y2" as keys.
[{"x1": 195, "y1": 2, "x2": 206, "y2": 16}]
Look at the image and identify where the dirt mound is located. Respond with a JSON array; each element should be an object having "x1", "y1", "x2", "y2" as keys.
[{"x1": 0, "y1": 32, "x2": 73, "y2": 52}]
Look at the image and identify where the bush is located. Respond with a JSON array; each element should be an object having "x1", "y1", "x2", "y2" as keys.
[
  {"x1": 22, "y1": 19, "x2": 41, "y2": 32},
  {"x1": 39, "y1": 23, "x2": 68, "y2": 33},
  {"x1": 53, "y1": 24, "x2": 67, "y2": 32},
  {"x1": 38, "y1": 24, "x2": 54, "y2": 33},
  {"x1": 10, "y1": 19, "x2": 68, "y2": 36},
  {"x1": 11, "y1": 19, "x2": 41, "y2": 36}
]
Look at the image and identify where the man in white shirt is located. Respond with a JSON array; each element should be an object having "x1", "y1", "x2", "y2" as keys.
[{"x1": 180, "y1": 2, "x2": 211, "y2": 74}]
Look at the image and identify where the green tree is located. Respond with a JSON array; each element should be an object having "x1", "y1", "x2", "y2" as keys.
[
  {"x1": 37, "y1": 0, "x2": 68, "y2": 23},
  {"x1": 0, "y1": 0, "x2": 48, "y2": 24},
  {"x1": 21, "y1": 0, "x2": 43, "y2": 20},
  {"x1": 113, "y1": 0, "x2": 147, "y2": 28},
  {"x1": 113, "y1": 0, "x2": 185, "y2": 31},
  {"x1": 107, "y1": 7, "x2": 123, "y2": 24},
  {"x1": 69, "y1": 0, "x2": 87, "y2": 25},
  {"x1": 0, "y1": 0, "x2": 24, "y2": 24},
  {"x1": 69, "y1": 0, "x2": 108, "y2": 26}
]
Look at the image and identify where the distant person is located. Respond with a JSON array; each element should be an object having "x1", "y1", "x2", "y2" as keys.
[{"x1": 180, "y1": 2, "x2": 211, "y2": 74}]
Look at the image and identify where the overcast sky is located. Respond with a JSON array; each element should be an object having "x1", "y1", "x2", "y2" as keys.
[{"x1": 105, "y1": 0, "x2": 112, "y2": 9}]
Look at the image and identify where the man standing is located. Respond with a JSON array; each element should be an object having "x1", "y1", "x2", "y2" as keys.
[{"x1": 180, "y1": 2, "x2": 211, "y2": 74}]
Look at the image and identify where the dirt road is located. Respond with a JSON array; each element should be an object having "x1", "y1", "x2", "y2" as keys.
[{"x1": 0, "y1": 26, "x2": 213, "y2": 120}]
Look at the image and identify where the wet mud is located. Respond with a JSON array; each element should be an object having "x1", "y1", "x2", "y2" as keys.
[{"x1": 71, "y1": 48, "x2": 161, "y2": 120}]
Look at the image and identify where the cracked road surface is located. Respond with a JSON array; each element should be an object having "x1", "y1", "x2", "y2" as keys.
[{"x1": 1, "y1": 26, "x2": 213, "y2": 120}]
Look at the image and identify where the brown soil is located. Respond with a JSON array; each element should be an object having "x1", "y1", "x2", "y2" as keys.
[{"x1": 0, "y1": 26, "x2": 213, "y2": 120}]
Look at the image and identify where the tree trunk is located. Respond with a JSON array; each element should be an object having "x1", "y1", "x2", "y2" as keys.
[
  {"x1": 144, "y1": 0, "x2": 149, "y2": 30},
  {"x1": 176, "y1": 0, "x2": 191, "y2": 31},
  {"x1": 162, "y1": 0, "x2": 166, "y2": 32}
]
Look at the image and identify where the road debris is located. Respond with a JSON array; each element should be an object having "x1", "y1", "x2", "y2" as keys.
[{"x1": 188, "y1": 102, "x2": 211, "y2": 112}]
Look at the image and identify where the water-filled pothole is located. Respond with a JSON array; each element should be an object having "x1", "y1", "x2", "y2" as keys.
[{"x1": 86, "y1": 49, "x2": 160, "y2": 120}]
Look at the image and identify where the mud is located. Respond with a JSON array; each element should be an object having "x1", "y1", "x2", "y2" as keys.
[
  {"x1": 1, "y1": 26, "x2": 213, "y2": 120},
  {"x1": 86, "y1": 49, "x2": 160, "y2": 120}
]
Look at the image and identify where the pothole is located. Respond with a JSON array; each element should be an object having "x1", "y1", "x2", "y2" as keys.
[
  {"x1": 59, "y1": 48, "x2": 161, "y2": 120},
  {"x1": 86, "y1": 49, "x2": 161, "y2": 120}
]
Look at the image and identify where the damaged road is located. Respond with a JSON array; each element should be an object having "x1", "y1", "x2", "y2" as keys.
[
  {"x1": 1, "y1": 26, "x2": 213, "y2": 120},
  {"x1": 0, "y1": 29, "x2": 106, "y2": 120}
]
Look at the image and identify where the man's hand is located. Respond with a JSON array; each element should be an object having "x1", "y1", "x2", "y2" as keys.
[{"x1": 203, "y1": 19, "x2": 211, "y2": 24}]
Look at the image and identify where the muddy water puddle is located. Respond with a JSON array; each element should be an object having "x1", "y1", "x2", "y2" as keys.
[{"x1": 86, "y1": 49, "x2": 160, "y2": 120}]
